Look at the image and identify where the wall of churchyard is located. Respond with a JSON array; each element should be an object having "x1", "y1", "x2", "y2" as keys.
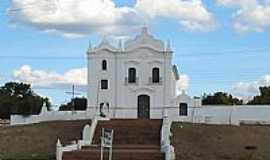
[
  {"x1": 11, "y1": 104, "x2": 270, "y2": 126},
  {"x1": 10, "y1": 109, "x2": 96, "y2": 125},
  {"x1": 171, "y1": 105, "x2": 270, "y2": 125}
]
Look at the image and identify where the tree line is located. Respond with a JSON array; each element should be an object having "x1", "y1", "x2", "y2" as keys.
[
  {"x1": 0, "y1": 82, "x2": 51, "y2": 119},
  {"x1": 202, "y1": 86, "x2": 270, "y2": 105},
  {"x1": 0, "y1": 82, "x2": 87, "y2": 119}
]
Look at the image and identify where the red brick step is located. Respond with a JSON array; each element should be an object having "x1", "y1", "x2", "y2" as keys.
[
  {"x1": 82, "y1": 144, "x2": 161, "y2": 150},
  {"x1": 92, "y1": 119, "x2": 162, "y2": 145},
  {"x1": 63, "y1": 148, "x2": 165, "y2": 160},
  {"x1": 63, "y1": 119, "x2": 164, "y2": 160}
]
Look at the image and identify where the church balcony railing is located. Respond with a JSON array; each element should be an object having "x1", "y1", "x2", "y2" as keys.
[
  {"x1": 149, "y1": 77, "x2": 163, "y2": 85},
  {"x1": 125, "y1": 77, "x2": 139, "y2": 85}
]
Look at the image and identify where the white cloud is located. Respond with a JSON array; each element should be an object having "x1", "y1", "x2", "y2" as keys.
[
  {"x1": 217, "y1": 0, "x2": 270, "y2": 32},
  {"x1": 135, "y1": 0, "x2": 217, "y2": 31},
  {"x1": 216, "y1": 0, "x2": 258, "y2": 8},
  {"x1": 231, "y1": 74, "x2": 270, "y2": 102},
  {"x1": 7, "y1": 0, "x2": 216, "y2": 37},
  {"x1": 8, "y1": 0, "x2": 142, "y2": 37},
  {"x1": 176, "y1": 74, "x2": 190, "y2": 95},
  {"x1": 13, "y1": 65, "x2": 87, "y2": 91}
]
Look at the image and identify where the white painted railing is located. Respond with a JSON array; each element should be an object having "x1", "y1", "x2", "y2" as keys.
[
  {"x1": 88, "y1": 117, "x2": 98, "y2": 144},
  {"x1": 56, "y1": 140, "x2": 79, "y2": 160},
  {"x1": 56, "y1": 119, "x2": 96, "y2": 160},
  {"x1": 161, "y1": 110, "x2": 175, "y2": 160},
  {"x1": 56, "y1": 116, "x2": 110, "y2": 160}
]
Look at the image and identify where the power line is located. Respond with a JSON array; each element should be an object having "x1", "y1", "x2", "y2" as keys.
[
  {"x1": 0, "y1": 79, "x2": 265, "y2": 87},
  {"x1": 1, "y1": 2, "x2": 270, "y2": 58},
  {"x1": 177, "y1": 47, "x2": 270, "y2": 57},
  {"x1": 2, "y1": 70, "x2": 266, "y2": 78},
  {"x1": 0, "y1": 55, "x2": 86, "y2": 60},
  {"x1": 0, "y1": 47, "x2": 270, "y2": 60},
  {"x1": 0, "y1": 67, "x2": 268, "y2": 82}
]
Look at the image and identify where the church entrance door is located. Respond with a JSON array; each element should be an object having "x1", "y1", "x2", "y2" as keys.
[{"x1": 137, "y1": 95, "x2": 150, "y2": 119}]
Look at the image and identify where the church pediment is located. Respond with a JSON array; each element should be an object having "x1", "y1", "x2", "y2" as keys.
[
  {"x1": 92, "y1": 37, "x2": 119, "y2": 53},
  {"x1": 88, "y1": 27, "x2": 172, "y2": 55},
  {"x1": 124, "y1": 27, "x2": 165, "y2": 52}
]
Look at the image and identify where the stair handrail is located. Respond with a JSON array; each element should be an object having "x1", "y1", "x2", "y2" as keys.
[
  {"x1": 161, "y1": 110, "x2": 175, "y2": 160},
  {"x1": 56, "y1": 117, "x2": 99, "y2": 160},
  {"x1": 89, "y1": 117, "x2": 98, "y2": 144}
]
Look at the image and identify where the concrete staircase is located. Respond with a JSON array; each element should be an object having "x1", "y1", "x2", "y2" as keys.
[{"x1": 63, "y1": 119, "x2": 165, "y2": 160}]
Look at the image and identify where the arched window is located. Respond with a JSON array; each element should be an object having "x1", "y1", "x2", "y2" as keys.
[
  {"x1": 152, "y1": 67, "x2": 160, "y2": 83},
  {"x1": 128, "y1": 68, "x2": 136, "y2": 83},
  {"x1": 102, "y1": 60, "x2": 107, "y2": 70},
  {"x1": 179, "y1": 103, "x2": 188, "y2": 116}
]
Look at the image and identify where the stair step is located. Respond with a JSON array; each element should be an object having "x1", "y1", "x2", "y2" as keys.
[
  {"x1": 63, "y1": 149, "x2": 165, "y2": 160},
  {"x1": 82, "y1": 144, "x2": 161, "y2": 150},
  {"x1": 63, "y1": 119, "x2": 164, "y2": 160},
  {"x1": 92, "y1": 119, "x2": 162, "y2": 145}
]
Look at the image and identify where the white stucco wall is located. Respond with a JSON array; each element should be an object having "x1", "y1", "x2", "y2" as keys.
[
  {"x1": 11, "y1": 105, "x2": 270, "y2": 126},
  {"x1": 10, "y1": 110, "x2": 95, "y2": 125},
  {"x1": 10, "y1": 97, "x2": 270, "y2": 126},
  {"x1": 170, "y1": 105, "x2": 270, "y2": 125},
  {"x1": 87, "y1": 27, "x2": 175, "y2": 119}
]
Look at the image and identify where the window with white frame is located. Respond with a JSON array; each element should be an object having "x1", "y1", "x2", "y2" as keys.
[
  {"x1": 179, "y1": 103, "x2": 188, "y2": 116},
  {"x1": 128, "y1": 67, "x2": 136, "y2": 83},
  {"x1": 152, "y1": 67, "x2": 160, "y2": 83},
  {"x1": 101, "y1": 80, "x2": 108, "y2": 89},
  {"x1": 102, "y1": 60, "x2": 107, "y2": 71}
]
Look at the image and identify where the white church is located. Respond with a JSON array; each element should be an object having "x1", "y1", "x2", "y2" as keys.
[
  {"x1": 8, "y1": 26, "x2": 270, "y2": 160},
  {"x1": 10, "y1": 27, "x2": 270, "y2": 126},
  {"x1": 86, "y1": 26, "x2": 200, "y2": 119}
]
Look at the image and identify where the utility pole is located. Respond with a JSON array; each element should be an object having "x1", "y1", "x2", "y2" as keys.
[{"x1": 65, "y1": 84, "x2": 81, "y2": 111}]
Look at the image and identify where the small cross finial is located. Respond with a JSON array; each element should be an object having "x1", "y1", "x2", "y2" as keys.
[
  {"x1": 166, "y1": 40, "x2": 171, "y2": 51},
  {"x1": 141, "y1": 23, "x2": 148, "y2": 35},
  {"x1": 88, "y1": 40, "x2": 92, "y2": 49},
  {"x1": 118, "y1": 39, "x2": 122, "y2": 50},
  {"x1": 101, "y1": 35, "x2": 109, "y2": 45}
]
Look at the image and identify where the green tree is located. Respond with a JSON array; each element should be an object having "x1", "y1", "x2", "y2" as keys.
[
  {"x1": 0, "y1": 82, "x2": 51, "y2": 119},
  {"x1": 59, "y1": 97, "x2": 87, "y2": 111},
  {"x1": 247, "y1": 86, "x2": 270, "y2": 105},
  {"x1": 202, "y1": 92, "x2": 243, "y2": 105}
]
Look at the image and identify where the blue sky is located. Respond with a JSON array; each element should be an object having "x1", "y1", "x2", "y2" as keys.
[{"x1": 0, "y1": 0, "x2": 270, "y2": 107}]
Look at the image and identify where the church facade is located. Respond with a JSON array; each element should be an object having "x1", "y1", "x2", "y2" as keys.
[
  {"x1": 11, "y1": 28, "x2": 270, "y2": 126},
  {"x1": 87, "y1": 27, "x2": 200, "y2": 119}
]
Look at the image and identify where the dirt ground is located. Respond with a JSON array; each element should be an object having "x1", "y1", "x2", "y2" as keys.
[
  {"x1": 171, "y1": 122, "x2": 270, "y2": 160},
  {"x1": 1, "y1": 120, "x2": 270, "y2": 160},
  {"x1": 0, "y1": 120, "x2": 91, "y2": 159}
]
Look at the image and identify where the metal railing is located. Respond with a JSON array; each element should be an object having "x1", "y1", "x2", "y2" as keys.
[
  {"x1": 149, "y1": 77, "x2": 163, "y2": 85},
  {"x1": 124, "y1": 77, "x2": 139, "y2": 85}
]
